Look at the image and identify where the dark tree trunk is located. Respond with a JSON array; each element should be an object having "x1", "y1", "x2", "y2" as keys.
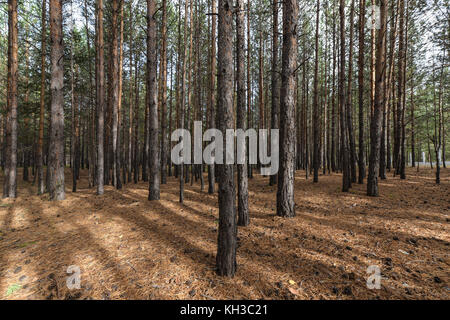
[
  {"x1": 208, "y1": 0, "x2": 216, "y2": 194},
  {"x1": 236, "y1": 0, "x2": 249, "y2": 227},
  {"x1": 48, "y1": 0, "x2": 65, "y2": 201},
  {"x1": 147, "y1": 0, "x2": 160, "y2": 200},
  {"x1": 357, "y1": 0, "x2": 365, "y2": 184},
  {"x1": 367, "y1": 0, "x2": 387, "y2": 197},
  {"x1": 346, "y1": 0, "x2": 357, "y2": 184},
  {"x1": 270, "y1": 0, "x2": 280, "y2": 186},
  {"x1": 216, "y1": 0, "x2": 237, "y2": 277},
  {"x1": 37, "y1": 0, "x2": 47, "y2": 195},
  {"x1": 96, "y1": 0, "x2": 105, "y2": 195},
  {"x1": 312, "y1": 0, "x2": 320, "y2": 183},
  {"x1": 339, "y1": 0, "x2": 351, "y2": 192},
  {"x1": 3, "y1": 0, "x2": 18, "y2": 199},
  {"x1": 277, "y1": 0, "x2": 298, "y2": 218}
]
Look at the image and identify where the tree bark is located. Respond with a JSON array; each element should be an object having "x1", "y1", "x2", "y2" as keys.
[
  {"x1": 37, "y1": 0, "x2": 47, "y2": 195},
  {"x1": 147, "y1": 0, "x2": 160, "y2": 200},
  {"x1": 313, "y1": 0, "x2": 320, "y2": 183},
  {"x1": 339, "y1": 0, "x2": 351, "y2": 192},
  {"x1": 3, "y1": 0, "x2": 18, "y2": 198},
  {"x1": 236, "y1": 0, "x2": 249, "y2": 227},
  {"x1": 48, "y1": 0, "x2": 65, "y2": 201},
  {"x1": 96, "y1": 0, "x2": 105, "y2": 195},
  {"x1": 216, "y1": 0, "x2": 237, "y2": 277},
  {"x1": 160, "y1": 0, "x2": 168, "y2": 185},
  {"x1": 357, "y1": 0, "x2": 365, "y2": 184},
  {"x1": 277, "y1": 0, "x2": 298, "y2": 218},
  {"x1": 367, "y1": 0, "x2": 387, "y2": 197},
  {"x1": 270, "y1": 0, "x2": 280, "y2": 186},
  {"x1": 208, "y1": 0, "x2": 217, "y2": 194}
]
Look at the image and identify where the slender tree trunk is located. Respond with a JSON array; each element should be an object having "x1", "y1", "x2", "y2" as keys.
[
  {"x1": 133, "y1": 60, "x2": 140, "y2": 184},
  {"x1": 339, "y1": 0, "x2": 351, "y2": 192},
  {"x1": 96, "y1": 0, "x2": 105, "y2": 195},
  {"x1": 84, "y1": 0, "x2": 95, "y2": 188},
  {"x1": 216, "y1": 0, "x2": 237, "y2": 277},
  {"x1": 270, "y1": 0, "x2": 280, "y2": 186},
  {"x1": 37, "y1": 0, "x2": 47, "y2": 195},
  {"x1": 147, "y1": 0, "x2": 160, "y2": 200},
  {"x1": 236, "y1": 0, "x2": 249, "y2": 227},
  {"x1": 207, "y1": 0, "x2": 217, "y2": 194},
  {"x1": 400, "y1": 1, "x2": 409, "y2": 180},
  {"x1": 331, "y1": 2, "x2": 337, "y2": 172},
  {"x1": 160, "y1": 0, "x2": 168, "y2": 185},
  {"x1": 346, "y1": 0, "x2": 357, "y2": 184},
  {"x1": 72, "y1": 69, "x2": 80, "y2": 193},
  {"x1": 48, "y1": 0, "x2": 65, "y2": 201},
  {"x1": 127, "y1": 1, "x2": 133, "y2": 183},
  {"x1": 116, "y1": 0, "x2": 124, "y2": 189},
  {"x1": 357, "y1": 0, "x2": 365, "y2": 184},
  {"x1": 395, "y1": 0, "x2": 405, "y2": 175},
  {"x1": 277, "y1": 0, "x2": 298, "y2": 218},
  {"x1": 247, "y1": 0, "x2": 253, "y2": 179},
  {"x1": 367, "y1": 0, "x2": 387, "y2": 197},
  {"x1": 3, "y1": 0, "x2": 18, "y2": 198},
  {"x1": 312, "y1": 0, "x2": 320, "y2": 183}
]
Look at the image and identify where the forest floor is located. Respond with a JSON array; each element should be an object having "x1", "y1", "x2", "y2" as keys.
[{"x1": 0, "y1": 167, "x2": 448, "y2": 300}]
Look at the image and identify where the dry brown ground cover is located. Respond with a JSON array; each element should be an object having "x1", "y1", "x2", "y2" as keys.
[{"x1": 0, "y1": 167, "x2": 448, "y2": 300}]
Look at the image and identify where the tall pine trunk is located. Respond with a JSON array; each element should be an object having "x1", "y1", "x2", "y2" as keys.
[
  {"x1": 96, "y1": 0, "x2": 105, "y2": 195},
  {"x1": 3, "y1": 0, "x2": 18, "y2": 199},
  {"x1": 48, "y1": 0, "x2": 65, "y2": 201},
  {"x1": 37, "y1": 0, "x2": 47, "y2": 195},
  {"x1": 277, "y1": 0, "x2": 298, "y2": 218},
  {"x1": 147, "y1": 0, "x2": 160, "y2": 200},
  {"x1": 236, "y1": 0, "x2": 249, "y2": 227},
  {"x1": 216, "y1": 0, "x2": 237, "y2": 277},
  {"x1": 367, "y1": 0, "x2": 387, "y2": 197}
]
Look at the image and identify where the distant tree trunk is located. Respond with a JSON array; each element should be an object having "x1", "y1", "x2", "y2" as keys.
[
  {"x1": 399, "y1": 1, "x2": 409, "y2": 180},
  {"x1": 312, "y1": 0, "x2": 320, "y2": 183},
  {"x1": 386, "y1": 0, "x2": 399, "y2": 173},
  {"x1": 339, "y1": 0, "x2": 351, "y2": 192},
  {"x1": 110, "y1": 0, "x2": 121, "y2": 189},
  {"x1": 23, "y1": 31, "x2": 30, "y2": 183},
  {"x1": 72, "y1": 69, "x2": 80, "y2": 193},
  {"x1": 143, "y1": 87, "x2": 149, "y2": 182},
  {"x1": 331, "y1": 2, "x2": 337, "y2": 172},
  {"x1": 179, "y1": 0, "x2": 191, "y2": 202},
  {"x1": 96, "y1": 0, "x2": 105, "y2": 195},
  {"x1": 236, "y1": 0, "x2": 249, "y2": 227},
  {"x1": 48, "y1": 0, "x2": 65, "y2": 201},
  {"x1": 395, "y1": 0, "x2": 405, "y2": 176},
  {"x1": 270, "y1": 0, "x2": 280, "y2": 186},
  {"x1": 367, "y1": 0, "x2": 387, "y2": 197},
  {"x1": 247, "y1": 0, "x2": 253, "y2": 179},
  {"x1": 3, "y1": 0, "x2": 18, "y2": 199},
  {"x1": 410, "y1": 78, "x2": 415, "y2": 167},
  {"x1": 357, "y1": 0, "x2": 365, "y2": 184},
  {"x1": 84, "y1": 0, "x2": 95, "y2": 188},
  {"x1": 277, "y1": 0, "x2": 298, "y2": 218},
  {"x1": 116, "y1": 0, "x2": 124, "y2": 189},
  {"x1": 133, "y1": 61, "x2": 140, "y2": 184},
  {"x1": 208, "y1": 0, "x2": 216, "y2": 194},
  {"x1": 258, "y1": 27, "x2": 265, "y2": 171},
  {"x1": 37, "y1": 0, "x2": 47, "y2": 195},
  {"x1": 147, "y1": 0, "x2": 160, "y2": 200},
  {"x1": 160, "y1": 0, "x2": 168, "y2": 185},
  {"x1": 127, "y1": 1, "x2": 133, "y2": 183},
  {"x1": 216, "y1": 0, "x2": 237, "y2": 277},
  {"x1": 346, "y1": 0, "x2": 357, "y2": 184}
]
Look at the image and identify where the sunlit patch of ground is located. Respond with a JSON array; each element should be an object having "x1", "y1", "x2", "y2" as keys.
[{"x1": 0, "y1": 167, "x2": 448, "y2": 300}]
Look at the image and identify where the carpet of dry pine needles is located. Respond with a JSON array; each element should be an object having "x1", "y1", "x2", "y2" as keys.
[{"x1": 0, "y1": 166, "x2": 448, "y2": 300}]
